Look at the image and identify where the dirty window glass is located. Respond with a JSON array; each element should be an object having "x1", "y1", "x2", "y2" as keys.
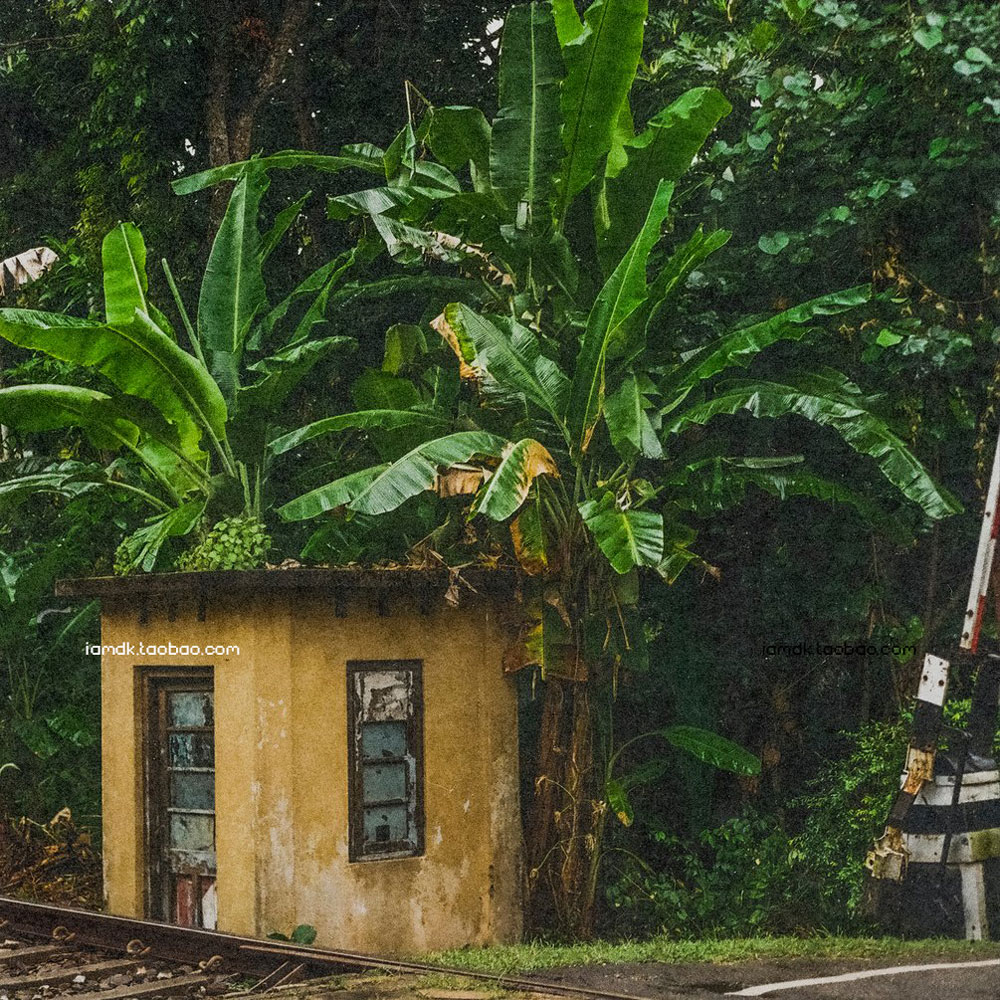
[
  {"x1": 170, "y1": 771, "x2": 216, "y2": 810},
  {"x1": 363, "y1": 762, "x2": 407, "y2": 801},
  {"x1": 363, "y1": 804, "x2": 408, "y2": 845},
  {"x1": 361, "y1": 722, "x2": 407, "y2": 760},
  {"x1": 169, "y1": 692, "x2": 214, "y2": 728},
  {"x1": 169, "y1": 732, "x2": 215, "y2": 768},
  {"x1": 349, "y1": 661, "x2": 423, "y2": 860},
  {"x1": 169, "y1": 813, "x2": 215, "y2": 852}
]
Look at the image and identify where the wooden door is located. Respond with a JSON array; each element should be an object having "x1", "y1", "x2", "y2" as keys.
[{"x1": 145, "y1": 671, "x2": 217, "y2": 928}]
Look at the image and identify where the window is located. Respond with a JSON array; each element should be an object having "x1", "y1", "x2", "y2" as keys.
[{"x1": 347, "y1": 660, "x2": 424, "y2": 860}]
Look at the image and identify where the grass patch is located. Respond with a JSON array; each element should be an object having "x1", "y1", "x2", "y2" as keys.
[{"x1": 424, "y1": 936, "x2": 1000, "y2": 974}]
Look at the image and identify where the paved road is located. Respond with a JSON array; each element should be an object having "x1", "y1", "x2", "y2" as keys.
[
  {"x1": 725, "y1": 959, "x2": 1000, "y2": 999},
  {"x1": 528, "y1": 955, "x2": 1000, "y2": 999}
]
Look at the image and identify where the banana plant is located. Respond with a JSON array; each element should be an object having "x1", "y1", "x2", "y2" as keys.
[
  {"x1": 264, "y1": 207, "x2": 956, "y2": 937},
  {"x1": 0, "y1": 176, "x2": 361, "y2": 574},
  {"x1": 154, "y1": 0, "x2": 961, "y2": 936}
]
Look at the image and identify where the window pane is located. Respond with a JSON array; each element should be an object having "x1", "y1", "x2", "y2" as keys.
[
  {"x1": 363, "y1": 762, "x2": 406, "y2": 803},
  {"x1": 171, "y1": 771, "x2": 215, "y2": 810},
  {"x1": 170, "y1": 813, "x2": 215, "y2": 852},
  {"x1": 169, "y1": 733, "x2": 214, "y2": 768},
  {"x1": 361, "y1": 670, "x2": 409, "y2": 722},
  {"x1": 363, "y1": 804, "x2": 408, "y2": 847},
  {"x1": 169, "y1": 691, "x2": 213, "y2": 728},
  {"x1": 361, "y1": 721, "x2": 406, "y2": 760}
]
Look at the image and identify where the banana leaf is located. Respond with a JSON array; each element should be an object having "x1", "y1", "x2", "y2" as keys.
[
  {"x1": 567, "y1": 179, "x2": 672, "y2": 452},
  {"x1": 269, "y1": 410, "x2": 448, "y2": 456},
  {"x1": 662, "y1": 725, "x2": 761, "y2": 776},
  {"x1": 579, "y1": 491, "x2": 664, "y2": 574},
  {"x1": 347, "y1": 431, "x2": 507, "y2": 515},
  {"x1": 472, "y1": 438, "x2": 560, "y2": 520},
  {"x1": 490, "y1": 3, "x2": 564, "y2": 224},
  {"x1": 172, "y1": 147, "x2": 383, "y2": 195},
  {"x1": 597, "y1": 88, "x2": 731, "y2": 271},
  {"x1": 558, "y1": 0, "x2": 648, "y2": 211},
  {"x1": 198, "y1": 169, "x2": 269, "y2": 399},
  {"x1": 666, "y1": 374, "x2": 961, "y2": 519},
  {"x1": 0, "y1": 384, "x2": 140, "y2": 452},
  {"x1": 0, "y1": 308, "x2": 226, "y2": 459},
  {"x1": 443, "y1": 304, "x2": 570, "y2": 418}
]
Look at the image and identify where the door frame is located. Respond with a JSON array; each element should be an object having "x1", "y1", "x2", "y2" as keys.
[{"x1": 140, "y1": 666, "x2": 215, "y2": 924}]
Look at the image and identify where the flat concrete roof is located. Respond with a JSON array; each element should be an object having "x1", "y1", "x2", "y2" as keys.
[{"x1": 55, "y1": 565, "x2": 516, "y2": 599}]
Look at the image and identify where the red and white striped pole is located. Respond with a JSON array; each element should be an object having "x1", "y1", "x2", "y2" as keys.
[{"x1": 962, "y1": 426, "x2": 1000, "y2": 652}]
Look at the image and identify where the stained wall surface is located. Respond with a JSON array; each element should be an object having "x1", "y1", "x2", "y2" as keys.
[{"x1": 99, "y1": 584, "x2": 523, "y2": 953}]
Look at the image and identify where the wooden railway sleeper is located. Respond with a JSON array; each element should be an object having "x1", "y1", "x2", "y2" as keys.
[
  {"x1": 0, "y1": 943, "x2": 71, "y2": 966},
  {"x1": 0, "y1": 958, "x2": 142, "y2": 991}
]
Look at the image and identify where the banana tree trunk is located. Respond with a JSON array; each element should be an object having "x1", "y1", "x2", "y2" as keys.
[{"x1": 525, "y1": 676, "x2": 602, "y2": 938}]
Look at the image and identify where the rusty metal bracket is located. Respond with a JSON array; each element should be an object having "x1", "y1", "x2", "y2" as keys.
[
  {"x1": 903, "y1": 747, "x2": 937, "y2": 788},
  {"x1": 866, "y1": 826, "x2": 908, "y2": 882},
  {"x1": 866, "y1": 747, "x2": 936, "y2": 881}
]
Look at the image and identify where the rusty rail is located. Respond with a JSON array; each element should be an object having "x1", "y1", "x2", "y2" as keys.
[{"x1": 0, "y1": 896, "x2": 646, "y2": 999}]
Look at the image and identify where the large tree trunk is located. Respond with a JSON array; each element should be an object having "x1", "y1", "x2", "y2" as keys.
[
  {"x1": 202, "y1": 0, "x2": 313, "y2": 226},
  {"x1": 525, "y1": 677, "x2": 602, "y2": 938},
  {"x1": 204, "y1": 1, "x2": 234, "y2": 226}
]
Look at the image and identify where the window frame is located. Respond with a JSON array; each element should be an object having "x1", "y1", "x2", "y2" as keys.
[
  {"x1": 140, "y1": 665, "x2": 216, "y2": 926},
  {"x1": 346, "y1": 659, "x2": 425, "y2": 862}
]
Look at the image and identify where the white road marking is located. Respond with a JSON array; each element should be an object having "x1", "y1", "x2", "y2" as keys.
[{"x1": 725, "y1": 958, "x2": 1000, "y2": 995}]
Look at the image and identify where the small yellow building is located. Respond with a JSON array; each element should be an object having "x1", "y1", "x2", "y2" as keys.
[{"x1": 57, "y1": 567, "x2": 524, "y2": 954}]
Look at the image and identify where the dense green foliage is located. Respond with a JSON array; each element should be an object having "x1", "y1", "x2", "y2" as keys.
[
  {"x1": 0, "y1": 484, "x2": 106, "y2": 821},
  {"x1": 1, "y1": 0, "x2": 998, "y2": 940},
  {"x1": 171, "y1": 0, "x2": 960, "y2": 936},
  {"x1": 0, "y1": 1, "x2": 508, "y2": 303},
  {"x1": 607, "y1": 720, "x2": 905, "y2": 935}
]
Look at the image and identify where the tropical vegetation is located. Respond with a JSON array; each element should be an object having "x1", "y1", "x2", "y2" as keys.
[
  {"x1": 1, "y1": 0, "x2": 997, "y2": 942},
  {"x1": 165, "y1": 0, "x2": 958, "y2": 935}
]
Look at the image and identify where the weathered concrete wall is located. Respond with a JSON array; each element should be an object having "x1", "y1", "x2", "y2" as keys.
[{"x1": 100, "y1": 584, "x2": 523, "y2": 953}]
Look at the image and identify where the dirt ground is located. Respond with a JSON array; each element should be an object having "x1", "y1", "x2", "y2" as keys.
[{"x1": 0, "y1": 812, "x2": 101, "y2": 908}]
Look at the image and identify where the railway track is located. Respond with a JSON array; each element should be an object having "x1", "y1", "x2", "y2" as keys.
[
  {"x1": 0, "y1": 929, "x2": 234, "y2": 1000},
  {"x1": 0, "y1": 897, "x2": 646, "y2": 1000}
]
